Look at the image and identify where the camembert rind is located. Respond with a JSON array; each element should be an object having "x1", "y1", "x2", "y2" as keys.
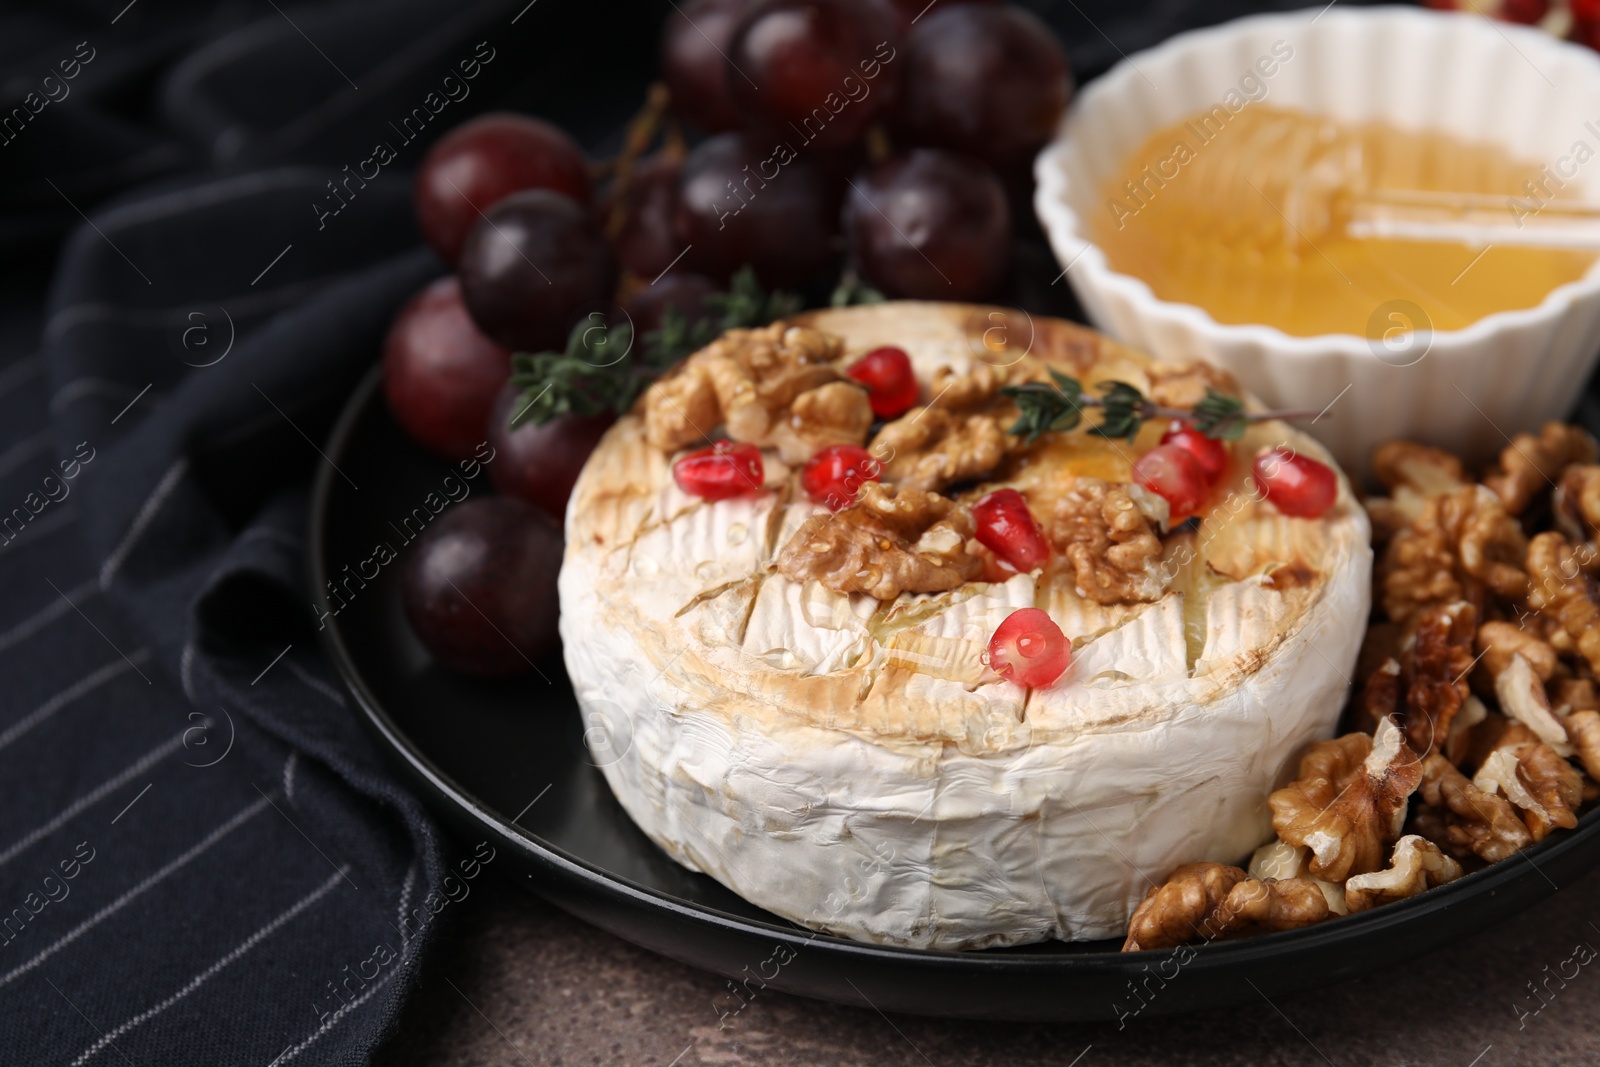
[{"x1": 559, "y1": 302, "x2": 1371, "y2": 949}]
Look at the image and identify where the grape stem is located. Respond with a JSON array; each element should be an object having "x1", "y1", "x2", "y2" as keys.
[
  {"x1": 863, "y1": 123, "x2": 891, "y2": 166},
  {"x1": 603, "y1": 81, "x2": 673, "y2": 240}
]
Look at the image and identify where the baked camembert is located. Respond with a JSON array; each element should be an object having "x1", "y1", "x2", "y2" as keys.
[{"x1": 558, "y1": 302, "x2": 1371, "y2": 948}]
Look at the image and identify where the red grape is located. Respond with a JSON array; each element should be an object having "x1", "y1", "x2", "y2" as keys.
[
  {"x1": 972, "y1": 488, "x2": 1050, "y2": 572},
  {"x1": 870, "y1": 0, "x2": 992, "y2": 30},
  {"x1": 1132, "y1": 443, "x2": 1208, "y2": 521},
  {"x1": 1501, "y1": 0, "x2": 1549, "y2": 22},
  {"x1": 896, "y1": 5, "x2": 1071, "y2": 168},
  {"x1": 487, "y1": 379, "x2": 614, "y2": 521},
  {"x1": 844, "y1": 149, "x2": 1011, "y2": 300},
  {"x1": 415, "y1": 113, "x2": 591, "y2": 266},
  {"x1": 801, "y1": 444, "x2": 880, "y2": 509},
  {"x1": 661, "y1": 0, "x2": 751, "y2": 132},
  {"x1": 400, "y1": 498, "x2": 563, "y2": 677},
  {"x1": 457, "y1": 189, "x2": 617, "y2": 353},
  {"x1": 845, "y1": 346, "x2": 918, "y2": 418},
  {"x1": 1577, "y1": 17, "x2": 1600, "y2": 51},
  {"x1": 1159, "y1": 421, "x2": 1229, "y2": 485},
  {"x1": 622, "y1": 272, "x2": 721, "y2": 336},
  {"x1": 1252, "y1": 448, "x2": 1337, "y2": 519},
  {"x1": 987, "y1": 607, "x2": 1069, "y2": 688},
  {"x1": 726, "y1": 0, "x2": 902, "y2": 152},
  {"x1": 673, "y1": 441, "x2": 765, "y2": 499},
  {"x1": 865, "y1": 0, "x2": 914, "y2": 33},
  {"x1": 676, "y1": 132, "x2": 840, "y2": 288},
  {"x1": 606, "y1": 154, "x2": 686, "y2": 279},
  {"x1": 383, "y1": 277, "x2": 511, "y2": 461}
]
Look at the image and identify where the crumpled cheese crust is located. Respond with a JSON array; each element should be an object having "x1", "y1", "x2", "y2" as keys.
[{"x1": 560, "y1": 302, "x2": 1372, "y2": 949}]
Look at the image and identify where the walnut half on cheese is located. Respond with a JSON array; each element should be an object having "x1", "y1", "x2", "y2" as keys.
[{"x1": 557, "y1": 302, "x2": 1372, "y2": 949}]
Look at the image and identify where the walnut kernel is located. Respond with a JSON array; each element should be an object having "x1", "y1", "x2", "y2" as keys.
[
  {"x1": 1401, "y1": 602, "x2": 1476, "y2": 756},
  {"x1": 1565, "y1": 709, "x2": 1600, "y2": 780},
  {"x1": 1343, "y1": 835, "x2": 1463, "y2": 913},
  {"x1": 1414, "y1": 752, "x2": 1533, "y2": 862},
  {"x1": 1049, "y1": 477, "x2": 1167, "y2": 605},
  {"x1": 1484, "y1": 422, "x2": 1597, "y2": 516},
  {"x1": 1372, "y1": 441, "x2": 1469, "y2": 497},
  {"x1": 1527, "y1": 531, "x2": 1600, "y2": 675},
  {"x1": 768, "y1": 381, "x2": 874, "y2": 465},
  {"x1": 643, "y1": 323, "x2": 846, "y2": 453},
  {"x1": 1381, "y1": 487, "x2": 1526, "y2": 625},
  {"x1": 1491, "y1": 653, "x2": 1571, "y2": 750},
  {"x1": 1121, "y1": 863, "x2": 1330, "y2": 952},
  {"x1": 775, "y1": 482, "x2": 980, "y2": 600},
  {"x1": 1268, "y1": 717, "x2": 1424, "y2": 882},
  {"x1": 1477, "y1": 621, "x2": 1558, "y2": 682},
  {"x1": 1245, "y1": 840, "x2": 1348, "y2": 915},
  {"x1": 1145, "y1": 360, "x2": 1236, "y2": 409},
  {"x1": 872, "y1": 409, "x2": 1010, "y2": 493},
  {"x1": 1553, "y1": 464, "x2": 1600, "y2": 543},
  {"x1": 1472, "y1": 742, "x2": 1581, "y2": 841}
]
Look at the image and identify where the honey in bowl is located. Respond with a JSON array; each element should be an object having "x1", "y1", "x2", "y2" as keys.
[{"x1": 1091, "y1": 106, "x2": 1599, "y2": 337}]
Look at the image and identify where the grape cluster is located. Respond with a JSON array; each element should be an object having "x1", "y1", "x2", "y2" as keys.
[
  {"x1": 381, "y1": 0, "x2": 1073, "y2": 677},
  {"x1": 665, "y1": 0, "x2": 1071, "y2": 296}
]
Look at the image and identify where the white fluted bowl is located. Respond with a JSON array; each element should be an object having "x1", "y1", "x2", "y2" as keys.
[{"x1": 1035, "y1": 5, "x2": 1600, "y2": 478}]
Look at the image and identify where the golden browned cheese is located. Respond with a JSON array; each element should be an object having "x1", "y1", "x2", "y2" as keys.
[{"x1": 564, "y1": 302, "x2": 1361, "y2": 749}]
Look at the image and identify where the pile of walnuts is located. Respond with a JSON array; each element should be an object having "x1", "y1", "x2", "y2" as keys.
[{"x1": 1125, "y1": 423, "x2": 1600, "y2": 952}]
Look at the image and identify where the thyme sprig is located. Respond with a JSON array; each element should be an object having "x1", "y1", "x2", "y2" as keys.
[
  {"x1": 506, "y1": 267, "x2": 799, "y2": 430},
  {"x1": 829, "y1": 265, "x2": 885, "y2": 308},
  {"x1": 1002, "y1": 371, "x2": 1318, "y2": 445}
]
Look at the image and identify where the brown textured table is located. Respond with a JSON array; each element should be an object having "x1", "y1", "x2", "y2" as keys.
[{"x1": 377, "y1": 861, "x2": 1600, "y2": 1066}]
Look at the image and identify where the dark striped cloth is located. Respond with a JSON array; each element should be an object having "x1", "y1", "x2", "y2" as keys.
[
  {"x1": 0, "y1": 0, "x2": 674, "y2": 1057},
  {"x1": 0, "y1": 169, "x2": 448, "y2": 1062},
  {"x1": 0, "y1": 0, "x2": 492, "y2": 1057},
  {"x1": 0, "y1": 0, "x2": 672, "y2": 1059}
]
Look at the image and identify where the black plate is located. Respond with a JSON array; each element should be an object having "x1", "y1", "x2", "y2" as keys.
[{"x1": 310, "y1": 362, "x2": 1600, "y2": 1022}]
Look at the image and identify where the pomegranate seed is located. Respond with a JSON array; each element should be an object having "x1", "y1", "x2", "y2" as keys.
[
  {"x1": 846, "y1": 346, "x2": 919, "y2": 419},
  {"x1": 1159, "y1": 421, "x2": 1229, "y2": 485},
  {"x1": 801, "y1": 444, "x2": 881, "y2": 510},
  {"x1": 972, "y1": 488, "x2": 1051, "y2": 572},
  {"x1": 1501, "y1": 0, "x2": 1548, "y2": 23},
  {"x1": 979, "y1": 552, "x2": 1022, "y2": 584},
  {"x1": 987, "y1": 608, "x2": 1070, "y2": 689},
  {"x1": 1132, "y1": 443, "x2": 1209, "y2": 521},
  {"x1": 673, "y1": 441, "x2": 764, "y2": 500},
  {"x1": 1575, "y1": 0, "x2": 1600, "y2": 20},
  {"x1": 1252, "y1": 447, "x2": 1337, "y2": 518}
]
